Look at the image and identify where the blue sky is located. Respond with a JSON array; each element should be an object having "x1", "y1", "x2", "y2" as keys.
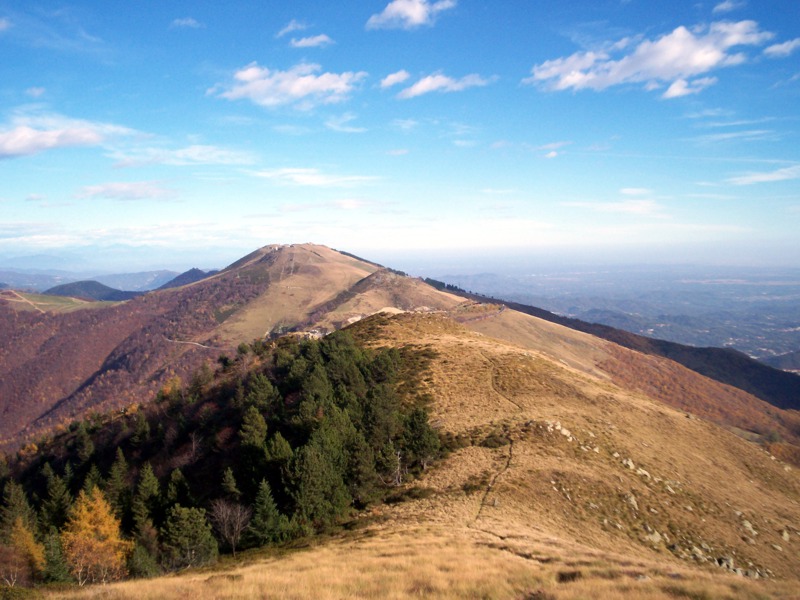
[{"x1": 1, "y1": 0, "x2": 798, "y2": 271}]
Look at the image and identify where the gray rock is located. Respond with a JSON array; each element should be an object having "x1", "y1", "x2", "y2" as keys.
[
  {"x1": 645, "y1": 531, "x2": 663, "y2": 545},
  {"x1": 742, "y1": 520, "x2": 758, "y2": 536}
]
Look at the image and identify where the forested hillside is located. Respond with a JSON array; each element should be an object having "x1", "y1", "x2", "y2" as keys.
[{"x1": 0, "y1": 326, "x2": 440, "y2": 586}]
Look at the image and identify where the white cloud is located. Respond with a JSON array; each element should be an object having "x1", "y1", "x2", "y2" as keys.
[
  {"x1": 290, "y1": 34, "x2": 334, "y2": 48},
  {"x1": 481, "y1": 188, "x2": 516, "y2": 195},
  {"x1": 764, "y1": 38, "x2": 800, "y2": 58},
  {"x1": 620, "y1": 187, "x2": 653, "y2": 196},
  {"x1": 111, "y1": 144, "x2": 256, "y2": 167},
  {"x1": 0, "y1": 17, "x2": 10, "y2": 32},
  {"x1": 536, "y1": 141, "x2": 571, "y2": 151},
  {"x1": 692, "y1": 129, "x2": 777, "y2": 143},
  {"x1": 212, "y1": 62, "x2": 367, "y2": 109},
  {"x1": 713, "y1": 1, "x2": 745, "y2": 14},
  {"x1": 381, "y1": 70, "x2": 411, "y2": 88},
  {"x1": 0, "y1": 112, "x2": 134, "y2": 158},
  {"x1": 170, "y1": 17, "x2": 203, "y2": 29},
  {"x1": 392, "y1": 118, "x2": 419, "y2": 130},
  {"x1": 544, "y1": 150, "x2": 558, "y2": 159},
  {"x1": 276, "y1": 19, "x2": 307, "y2": 38},
  {"x1": 0, "y1": 126, "x2": 102, "y2": 158},
  {"x1": 25, "y1": 87, "x2": 45, "y2": 98},
  {"x1": 564, "y1": 199, "x2": 665, "y2": 215},
  {"x1": 727, "y1": 164, "x2": 800, "y2": 185},
  {"x1": 397, "y1": 72, "x2": 491, "y2": 99},
  {"x1": 387, "y1": 149, "x2": 409, "y2": 155},
  {"x1": 253, "y1": 167, "x2": 377, "y2": 187},
  {"x1": 77, "y1": 181, "x2": 176, "y2": 201},
  {"x1": 325, "y1": 113, "x2": 366, "y2": 133},
  {"x1": 366, "y1": 0, "x2": 456, "y2": 30},
  {"x1": 662, "y1": 76, "x2": 718, "y2": 98},
  {"x1": 526, "y1": 20, "x2": 773, "y2": 98},
  {"x1": 333, "y1": 199, "x2": 369, "y2": 210}
]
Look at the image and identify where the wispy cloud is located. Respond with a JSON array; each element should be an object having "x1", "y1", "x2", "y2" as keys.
[
  {"x1": 381, "y1": 70, "x2": 411, "y2": 89},
  {"x1": 620, "y1": 187, "x2": 654, "y2": 196},
  {"x1": 0, "y1": 17, "x2": 11, "y2": 32},
  {"x1": 170, "y1": 17, "x2": 204, "y2": 29},
  {"x1": 25, "y1": 87, "x2": 45, "y2": 98},
  {"x1": 210, "y1": 62, "x2": 367, "y2": 110},
  {"x1": 392, "y1": 118, "x2": 419, "y2": 130},
  {"x1": 110, "y1": 144, "x2": 256, "y2": 168},
  {"x1": 526, "y1": 20, "x2": 773, "y2": 99},
  {"x1": 290, "y1": 34, "x2": 334, "y2": 48},
  {"x1": 0, "y1": 111, "x2": 134, "y2": 159},
  {"x1": 692, "y1": 129, "x2": 778, "y2": 144},
  {"x1": 481, "y1": 188, "x2": 516, "y2": 195},
  {"x1": 712, "y1": 1, "x2": 746, "y2": 14},
  {"x1": 727, "y1": 164, "x2": 800, "y2": 185},
  {"x1": 325, "y1": 113, "x2": 366, "y2": 133},
  {"x1": 276, "y1": 19, "x2": 307, "y2": 38},
  {"x1": 564, "y1": 199, "x2": 665, "y2": 216},
  {"x1": 663, "y1": 76, "x2": 718, "y2": 98},
  {"x1": 397, "y1": 72, "x2": 492, "y2": 98},
  {"x1": 253, "y1": 167, "x2": 377, "y2": 187},
  {"x1": 366, "y1": 0, "x2": 456, "y2": 30},
  {"x1": 764, "y1": 38, "x2": 800, "y2": 58},
  {"x1": 77, "y1": 181, "x2": 176, "y2": 201}
]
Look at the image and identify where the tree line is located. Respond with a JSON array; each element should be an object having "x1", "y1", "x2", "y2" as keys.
[{"x1": 0, "y1": 325, "x2": 441, "y2": 588}]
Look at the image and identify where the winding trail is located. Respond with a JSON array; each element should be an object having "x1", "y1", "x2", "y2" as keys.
[
  {"x1": 473, "y1": 438, "x2": 515, "y2": 524},
  {"x1": 480, "y1": 350, "x2": 524, "y2": 412},
  {"x1": 164, "y1": 337, "x2": 220, "y2": 350},
  {"x1": 6, "y1": 290, "x2": 46, "y2": 314}
]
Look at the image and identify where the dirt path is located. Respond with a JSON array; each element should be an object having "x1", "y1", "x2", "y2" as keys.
[
  {"x1": 5, "y1": 290, "x2": 46, "y2": 314},
  {"x1": 473, "y1": 438, "x2": 514, "y2": 524},
  {"x1": 164, "y1": 337, "x2": 220, "y2": 350},
  {"x1": 480, "y1": 351, "x2": 524, "y2": 412}
]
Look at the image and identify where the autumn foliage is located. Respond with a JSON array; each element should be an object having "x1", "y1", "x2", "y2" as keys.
[{"x1": 60, "y1": 488, "x2": 133, "y2": 585}]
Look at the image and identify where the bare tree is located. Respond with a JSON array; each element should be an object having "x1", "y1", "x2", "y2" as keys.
[{"x1": 210, "y1": 499, "x2": 252, "y2": 557}]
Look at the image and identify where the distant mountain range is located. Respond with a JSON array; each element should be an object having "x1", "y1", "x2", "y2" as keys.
[
  {"x1": 157, "y1": 267, "x2": 216, "y2": 290},
  {"x1": 44, "y1": 280, "x2": 143, "y2": 301},
  {"x1": 765, "y1": 349, "x2": 800, "y2": 372}
]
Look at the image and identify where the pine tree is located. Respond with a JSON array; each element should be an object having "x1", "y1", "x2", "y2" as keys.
[
  {"x1": 402, "y1": 407, "x2": 440, "y2": 471},
  {"x1": 131, "y1": 412, "x2": 151, "y2": 447},
  {"x1": 221, "y1": 467, "x2": 241, "y2": 502},
  {"x1": 81, "y1": 464, "x2": 103, "y2": 495},
  {"x1": 245, "y1": 373, "x2": 280, "y2": 412},
  {"x1": 60, "y1": 488, "x2": 133, "y2": 585},
  {"x1": 160, "y1": 505, "x2": 218, "y2": 570},
  {"x1": 239, "y1": 406, "x2": 268, "y2": 448},
  {"x1": 74, "y1": 422, "x2": 95, "y2": 464},
  {"x1": 0, "y1": 481, "x2": 36, "y2": 542},
  {"x1": 247, "y1": 479, "x2": 288, "y2": 547},
  {"x1": 265, "y1": 432, "x2": 293, "y2": 464},
  {"x1": 289, "y1": 425, "x2": 351, "y2": 529},
  {"x1": 132, "y1": 463, "x2": 160, "y2": 532},
  {"x1": 104, "y1": 448, "x2": 130, "y2": 518},
  {"x1": 41, "y1": 471, "x2": 72, "y2": 532},
  {"x1": 41, "y1": 531, "x2": 72, "y2": 583},
  {"x1": 165, "y1": 468, "x2": 192, "y2": 508}
]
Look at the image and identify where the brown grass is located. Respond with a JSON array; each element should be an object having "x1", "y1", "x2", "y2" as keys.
[{"x1": 41, "y1": 311, "x2": 800, "y2": 599}]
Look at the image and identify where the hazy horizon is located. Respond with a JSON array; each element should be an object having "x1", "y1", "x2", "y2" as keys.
[{"x1": 1, "y1": 1, "x2": 798, "y2": 271}]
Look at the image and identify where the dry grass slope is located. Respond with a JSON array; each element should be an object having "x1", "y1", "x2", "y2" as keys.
[{"x1": 45, "y1": 312, "x2": 800, "y2": 599}]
